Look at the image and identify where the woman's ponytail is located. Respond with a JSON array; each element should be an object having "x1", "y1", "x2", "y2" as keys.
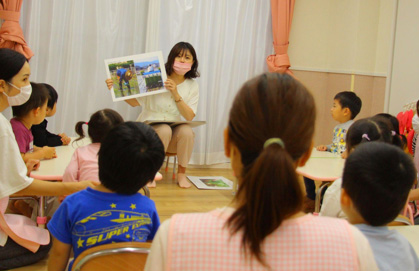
[{"x1": 227, "y1": 143, "x2": 302, "y2": 265}]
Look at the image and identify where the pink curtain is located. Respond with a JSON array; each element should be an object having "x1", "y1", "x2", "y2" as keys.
[
  {"x1": 266, "y1": 0, "x2": 295, "y2": 75},
  {"x1": 0, "y1": 0, "x2": 33, "y2": 60}
]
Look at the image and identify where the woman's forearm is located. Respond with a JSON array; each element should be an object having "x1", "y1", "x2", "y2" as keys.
[
  {"x1": 124, "y1": 98, "x2": 140, "y2": 107},
  {"x1": 15, "y1": 179, "x2": 95, "y2": 196},
  {"x1": 175, "y1": 100, "x2": 195, "y2": 121}
]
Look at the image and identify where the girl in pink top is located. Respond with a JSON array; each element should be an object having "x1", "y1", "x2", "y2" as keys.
[
  {"x1": 63, "y1": 109, "x2": 124, "y2": 183},
  {"x1": 146, "y1": 73, "x2": 377, "y2": 270}
]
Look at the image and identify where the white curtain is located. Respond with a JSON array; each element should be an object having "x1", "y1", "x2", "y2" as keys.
[{"x1": 18, "y1": 0, "x2": 272, "y2": 165}]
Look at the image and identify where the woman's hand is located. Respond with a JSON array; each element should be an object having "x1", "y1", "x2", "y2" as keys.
[
  {"x1": 105, "y1": 78, "x2": 113, "y2": 90},
  {"x1": 164, "y1": 79, "x2": 180, "y2": 99}
]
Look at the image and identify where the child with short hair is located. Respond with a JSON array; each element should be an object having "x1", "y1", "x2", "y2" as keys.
[
  {"x1": 48, "y1": 122, "x2": 165, "y2": 271},
  {"x1": 62, "y1": 109, "x2": 124, "y2": 183},
  {"x1": 320, "y1": 116, "x2": 393, "y2": 218},
  {"x1": 304, "y1": 91, "x2": 362, "y2": 212},
  {"x1": 31, "y1": 83, "x2": 70, "y2": 147},
  {"x1": 11, "y1": 82, "x2": 56, "y2": 161},
  {"x1": 317, "y1": 91, "x2": 362, "y2": 153},
  {"x1": 341, "y1": 142, "x2": 419, "y2": 270}
]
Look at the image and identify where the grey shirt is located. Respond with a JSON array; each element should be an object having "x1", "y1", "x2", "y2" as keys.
[{"x1": 356, "y1": 224, "x2": 419, "y2": 271}]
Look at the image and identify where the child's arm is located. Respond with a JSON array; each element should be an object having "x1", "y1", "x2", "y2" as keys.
[
  {"x1": 24, "y1": 146, "x2": 56, "y2": 160},
  {"x1": 48, "y1": 237, "x2": 71, "y2": 271},
  {"x1": 32, "y1": 123, "x2": 63, "y2": 147}
]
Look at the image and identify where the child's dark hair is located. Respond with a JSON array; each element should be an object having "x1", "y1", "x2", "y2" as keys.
[
  {"x1": 43, "y1": 83, "x2": 58, "y2": 109},
  {"x1": 342, "y1": 142, "x2": 416, "y2": 226},
  {"x1": 98, "y1": 122, "x2": 165, "y2": 195},
  {"x1": 226, "y1": 73, "x2": 316, "y2": 266},
  {"x1": 12, "y1": 82, "x2": 49, "y2": 118},
  {"x1": 345, "y1": 116, "x2": 393, "y2": 152},
  {"x1": 165, "y1": 42, "x2": 199, "y2": 79},
  {"x1": 75, "y1": 109, "x2": 124, "y2": 143},
  {"x1": 334, "y1": 91, "x2": 362, "y2": 119},
  {"x1": 0, "y1": 48, "x2": 27, "y2": 81},
  {"x1": 374, "y1": 113, "x2": 405, "y2": 149}
]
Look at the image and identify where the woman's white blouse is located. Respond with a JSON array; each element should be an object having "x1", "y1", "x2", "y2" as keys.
[{"x1": 136, "y1": 79, "x2": 199, "y2": 122}]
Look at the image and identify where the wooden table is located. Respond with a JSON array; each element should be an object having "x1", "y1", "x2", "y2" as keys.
[{"x1": 297, "y1": 149, "x2": 345, "y2": 212}]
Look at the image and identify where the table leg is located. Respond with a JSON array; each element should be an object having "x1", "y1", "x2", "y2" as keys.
[{"x1": 37, "y1": 196, "x2": 47, "y2": 229}]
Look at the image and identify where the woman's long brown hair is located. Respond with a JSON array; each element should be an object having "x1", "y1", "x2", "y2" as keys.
[{"x1": 226, "y1": 73, "x2": 316, "y2": 266}]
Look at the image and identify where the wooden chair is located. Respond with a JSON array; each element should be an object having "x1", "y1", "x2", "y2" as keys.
[
  {"x1": 165, "y1": 152, "x2": 177, "y2": 180},
  {"x1": 71, "y1": 242, "x2": 151, "y2": 271}
]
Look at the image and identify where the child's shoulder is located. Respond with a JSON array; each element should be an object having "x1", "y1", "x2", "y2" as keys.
[{"x1": 10, "y1": 117, "x2": 23, "y2": 126}]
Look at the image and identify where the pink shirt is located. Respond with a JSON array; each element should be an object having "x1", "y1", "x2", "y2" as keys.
[
  {"x1": 63, "y1": 143, "x2": 100, "y2": 183},
  {"x1": 146, "y1": 208, "x2": 377, "y2": 271},
  {"x1": 10, "y1": 118, "x2": 33, "y2": 153}
]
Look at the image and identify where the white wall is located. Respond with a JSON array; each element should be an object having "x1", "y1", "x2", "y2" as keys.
[
  {"x1": 288, "y1": 0, "x2": 394, "y2": 76},
  {"x1": 388, "y1": 0, "x2": 419, "y2": 115}
]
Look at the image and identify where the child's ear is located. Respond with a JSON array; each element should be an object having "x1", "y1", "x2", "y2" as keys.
[
  {"x1": 33, "y1": 107, "x2": 41, "y2": 116},
  {"x1": 0, "y1": 79, "x2": 7, "y2": 92},
  {"x1": 343, "y1": 107, "x2": 350, "y2": 117},
  {"x1": 340, "y1": 188, "x2": 352, "y2": 208}
]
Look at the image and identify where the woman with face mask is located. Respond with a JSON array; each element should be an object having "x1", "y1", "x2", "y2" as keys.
[
  {"x1": 106, "y1": 42, "x2": 200, "y2": 188},
  {"x1": 0, "y1": 48, "x2": 98, "y2": 270}
]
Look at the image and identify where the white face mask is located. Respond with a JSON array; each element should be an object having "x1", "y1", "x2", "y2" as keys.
[{"x1": 3, "y1": 83, "x2": 32, "y2": 106}]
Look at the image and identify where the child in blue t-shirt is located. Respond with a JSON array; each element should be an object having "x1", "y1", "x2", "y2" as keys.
[{"x1": 48, "y1": 121, "x2": 165, "y2": 271}]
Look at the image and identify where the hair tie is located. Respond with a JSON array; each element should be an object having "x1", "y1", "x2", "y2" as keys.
[
  {"x1": 85, "y1": 122, "x2": 89, "y2": 125},
  {"x1": 361, "y1": 134, "x2": 370, "y2": 141},
  {"x1": 391, "y1": 130, "x2": 396, "y2": 136},
  {"x1": 264, "y1": 138, "x2": 285, "y2": 149}
]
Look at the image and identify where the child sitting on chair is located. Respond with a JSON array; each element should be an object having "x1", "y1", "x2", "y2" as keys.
[
  {"x1": 31, "y1": 83, "x2": 71, "y2": 147},
  {"x1": 303, "y1": 91, "x2": 362, "y2": 212},
  {"x1": 48, "y1": 121, "x2": 165, "y2": 271},
  {"x1": 320, "y1": 116, "x2": 393, "y2": 218},
  {"x1": 11, "y1": 82, "x2": 56, "y2": 161},
  {"x1": 62, "y1": 109, "x2": 124, "y2": 184},
  {"x1": 341, "y1": 142, "x2": 419, "y2": 270}
]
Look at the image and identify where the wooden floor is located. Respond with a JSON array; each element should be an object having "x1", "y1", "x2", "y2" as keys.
[{"x1": 9, "y1": 166, "x2": 235, "y2": 271}]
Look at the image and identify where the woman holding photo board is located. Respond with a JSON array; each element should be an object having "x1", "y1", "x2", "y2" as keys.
[{"x1": 106, "y1": 42, "x2": 199, "y2": 188}]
